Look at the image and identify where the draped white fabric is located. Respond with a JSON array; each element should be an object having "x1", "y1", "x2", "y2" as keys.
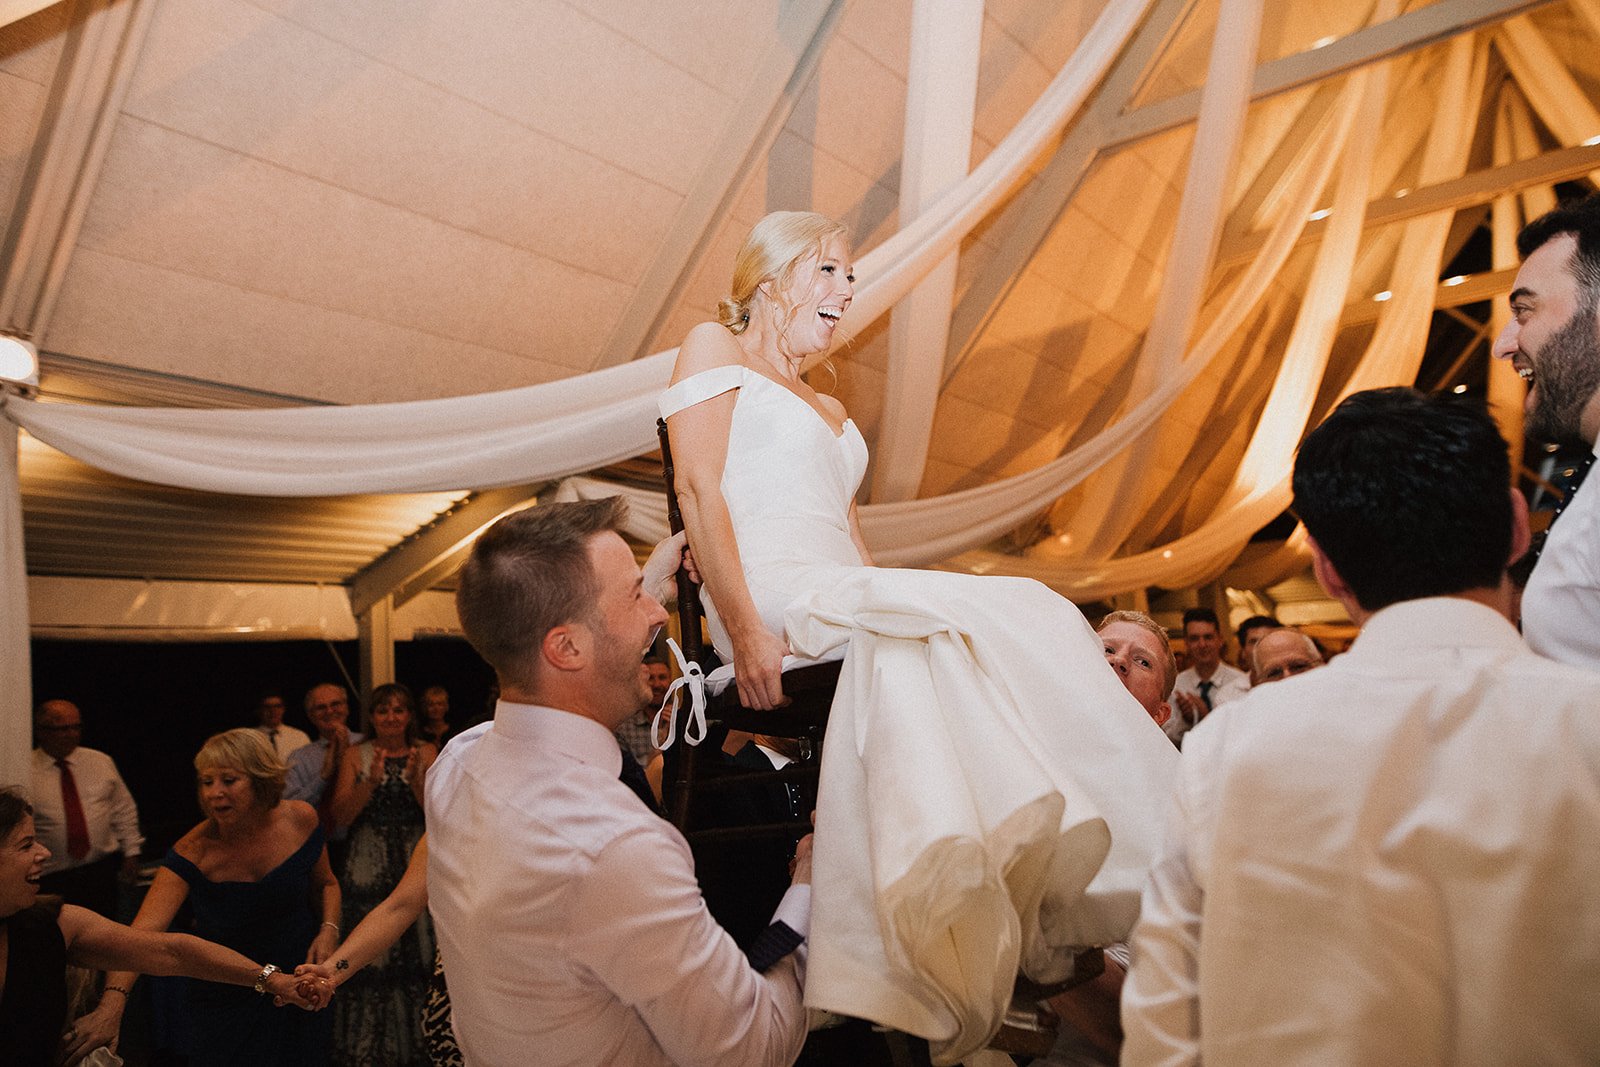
[
  {"x1": 940, "y1": 32, "x2": 1486, "y2": 599},
  {"x1": 1061, "y1": 0, "x2": 1265, "y2": 560}
]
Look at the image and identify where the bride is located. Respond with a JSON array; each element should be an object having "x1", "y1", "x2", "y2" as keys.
[{"x1": 660, "y1": 211, "x2": 1176, "y2": 1064}]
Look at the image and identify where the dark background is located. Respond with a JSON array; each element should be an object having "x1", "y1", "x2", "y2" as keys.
[{"x1": 30, "y1": 636, "x2": 496, "y2": 858}]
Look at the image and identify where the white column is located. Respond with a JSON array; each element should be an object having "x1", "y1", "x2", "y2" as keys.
[
  {"x1": 870, "y1": 0, "x2": 985, "y2": 503},
  {"x1": 0, "y1": 419, "x2": 32, "y2": 788},
  {"x1": 358, "y1": 595, "x2": 395, "y2": 700}
]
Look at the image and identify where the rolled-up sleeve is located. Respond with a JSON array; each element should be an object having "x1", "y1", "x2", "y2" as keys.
[{"x1": 567, "y1": 827, "x2": 808, "y2": 1067}]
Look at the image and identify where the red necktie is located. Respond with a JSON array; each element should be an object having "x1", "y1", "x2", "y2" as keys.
[{"x1": 57, "y1": 759, "x2": 91, "y2": 860}]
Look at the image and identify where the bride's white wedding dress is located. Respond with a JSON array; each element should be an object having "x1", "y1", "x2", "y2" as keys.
[{"x1": 660, "y1": 364, "x2": 1177, "y2": 1064}]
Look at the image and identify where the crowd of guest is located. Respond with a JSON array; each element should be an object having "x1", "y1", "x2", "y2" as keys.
[{"x1": 13, "y1": 679, "x2": 462, "y2": 1066}]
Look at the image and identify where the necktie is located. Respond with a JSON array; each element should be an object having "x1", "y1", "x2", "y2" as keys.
[
  {"x1": 1197, "y1": 680, "x2": 1215, "y2": 713},
  {"x1": 57, "y1": 759, "x2": 91, "y2": 860},
  {"x1": 618, "y1": 747, "x2": 664, "y2": 817}
]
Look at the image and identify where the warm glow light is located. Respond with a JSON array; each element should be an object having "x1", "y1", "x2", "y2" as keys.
[
  {"x1": 1394, "y1": 188, "x2": 1411, "y2": 198},
  {"x1": 1452, "y1": 384, "x2": 1469, "y2": 394},
  {"x1": 1443, "y1": 275, "x2": 1467, "y2": 286},
  {"x1": 1311, "y1": 35, "x2": 1338, "y2": 49},
  {"x1": 0, "y1": 335, "x2": 38, "y2": 385},
  {"x1": 1585, "y1": 135, "x2": 1600, "y2": 146},
  {"x1": 1307, "y1": 208, "x2": 1332, "y2": 222},
  {"x1": 1373, "y1": 290, "x2": 1393, "y2": 302},
  {"x1": 1161, "y1": 549, "x2": 1174, "y2": 559}
]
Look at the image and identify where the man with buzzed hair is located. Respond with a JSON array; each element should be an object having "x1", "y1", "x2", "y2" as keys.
[
  {"x1": 1249, "y1": 627, "x2": 1325, "y2": 686},
  {"x1": 31, "y1": 699, "x2": 144, "y2": 918},
  {"x1": 1493, "y1": 194, "x2": 1600, "y2": 669},
  {"x1": 427, "y1": 499, "x2": 810, "y2": 1066},
  {"x1": 1123, "y1": 388, "x2": 1600, "y2": 1062}
]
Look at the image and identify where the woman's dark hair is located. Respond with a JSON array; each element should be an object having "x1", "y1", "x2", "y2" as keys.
[{"x1": 0, "y1": 787, "x2": 35, "y2": 842}]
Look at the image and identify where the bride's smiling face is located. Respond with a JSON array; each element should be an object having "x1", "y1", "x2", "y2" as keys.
[{"x1": 770, "y1": 236, "x2": 854, "y2": 357}]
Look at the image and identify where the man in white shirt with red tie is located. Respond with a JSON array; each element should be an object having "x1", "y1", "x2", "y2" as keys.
[
  {"x1": 30, "y1": 698, "x2": 144, "y2": 918},
  {"x1": 426, "y1": 498, "x2": 811, "y2": 1066}
]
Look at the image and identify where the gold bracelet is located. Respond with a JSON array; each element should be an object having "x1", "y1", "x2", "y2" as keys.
[{"x1": 320, "y1": 921, "x2": 340, "y2": 934}]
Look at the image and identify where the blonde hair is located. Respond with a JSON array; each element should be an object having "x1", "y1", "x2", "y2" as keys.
[
  {"x1": 718, "y1": 211, "x2": 851, "y2": 337},
  {"x1": 194, "y1": 728, "x2": 286, "y2": 809},
  {"x1": 1097, "y1": 610, "x2": 1178, "y2": 699}
]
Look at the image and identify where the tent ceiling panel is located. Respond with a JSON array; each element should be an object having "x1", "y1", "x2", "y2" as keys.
[
  {"x1": 984, "y1": 0, "x2": 1111, "y2": 77},
  {"x1": 240, "y1": 0, "x2": 735, "y2": 196},
  {"x1": 121, "y1": 0, "x2": 685, "y2": 285},
  {"x1": 68, "y1": 116, "x2": 627, "y2": 363},
  {"x1": 43, "y1": 248, "x2": 575, "y2": 402},
  {"x1": 0, "y1": 5, "x2": 66, "y2": 219}
]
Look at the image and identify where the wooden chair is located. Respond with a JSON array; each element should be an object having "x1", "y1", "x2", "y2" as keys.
[
  {"x1": 656, "y1": 417, "x2": 838, "y2": 841},
  {"x1": 655, "y1": 417, "x2": 1103, "y2": 1060}
]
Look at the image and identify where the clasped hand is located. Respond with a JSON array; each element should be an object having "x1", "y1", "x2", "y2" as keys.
[{"x1": 281, "y1": 964, "x2": 338, "y2": 1011}]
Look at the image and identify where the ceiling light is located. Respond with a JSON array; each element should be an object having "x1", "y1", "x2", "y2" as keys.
[
  {"x1": 1584, "y1": 135, "x2": 1600, "y2": 146},
  {"x1": 1452, "y1": 384, "x2": 1468, "y2": 394},
  {"x1": 1373, "y1": 290, "x2": 1393, "y2": 302},
  {"x1": 1161, "y1": 549, "x2": 1174, "y2": 559},
  {"x1": 1307, "y1": 208, "x2": 1332, "y2": 222},
  {"x1": 1443, "y1": 275, "x2": 1467, "y2": 286},
  {"x1": 0, "y1": 335, "x2": 38, "y2": 387},
  {"x1": 1311, "y1": 35, "x2": 1338, "y2": 49}
]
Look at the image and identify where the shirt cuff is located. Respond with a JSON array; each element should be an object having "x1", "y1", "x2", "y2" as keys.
[{"x1": 771, "y1": 883, "x2": 810, "y2": 940}]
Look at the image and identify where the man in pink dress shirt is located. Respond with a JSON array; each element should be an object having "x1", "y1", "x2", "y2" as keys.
[{"x1": 426, "y1": 497, "x2": 812, "y2": 1066}]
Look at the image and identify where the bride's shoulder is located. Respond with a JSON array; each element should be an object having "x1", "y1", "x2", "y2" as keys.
[
  {"x1": 815, "y1": 391, "x2": 850, "y2": 422},
  {"x1": 672, "y1": 322, "x2": 743, "y2": 383}
]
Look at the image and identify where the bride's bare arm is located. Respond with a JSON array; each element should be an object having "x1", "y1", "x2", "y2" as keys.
[{"x1": 666, "y1": 326, "x2": 788, "y2": 709}]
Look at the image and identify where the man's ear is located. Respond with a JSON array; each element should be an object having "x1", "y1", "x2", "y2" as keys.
[
  {"x1": 1507, "y1": 487, "x2": 1532, "y2": 567},
  {"x1": 1152, "y1": 700, "x2": 1172, "y2": 728},
  {"x1": 1308, "y1": 535, "x2": 1363, "y2": 623},
  {"x1": 540, "y1": 623, "x2": 588, "y2": 674}
]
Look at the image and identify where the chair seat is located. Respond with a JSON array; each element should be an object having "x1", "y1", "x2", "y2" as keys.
[{"x1": 702, "y1": 650, "x2": 843, "y2": 694}]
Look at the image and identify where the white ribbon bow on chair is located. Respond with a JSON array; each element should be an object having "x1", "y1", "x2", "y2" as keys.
[{"x1": 652, "y1": 637, "x2": 707, "y2": 751}]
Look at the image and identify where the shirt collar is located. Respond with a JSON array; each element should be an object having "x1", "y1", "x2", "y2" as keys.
[
  {"x1": 491, "y1": 700, "x2": 623, "y2": 777},
  {"x1": 1350, "y1": 596, "x2": 1522, "y2": 657}
]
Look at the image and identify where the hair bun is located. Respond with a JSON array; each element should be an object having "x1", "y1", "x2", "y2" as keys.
[{"x1": 717, "y1": 297, "x2": 750, "y2": 334}]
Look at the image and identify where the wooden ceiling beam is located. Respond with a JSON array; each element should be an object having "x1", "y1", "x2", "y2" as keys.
[
  {"x1": 349, "y1": 483, "x2": 543, "y2": 616},
  {"x1": 1103, "y1": 0, "x2": 1556, "y2": 151}
]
